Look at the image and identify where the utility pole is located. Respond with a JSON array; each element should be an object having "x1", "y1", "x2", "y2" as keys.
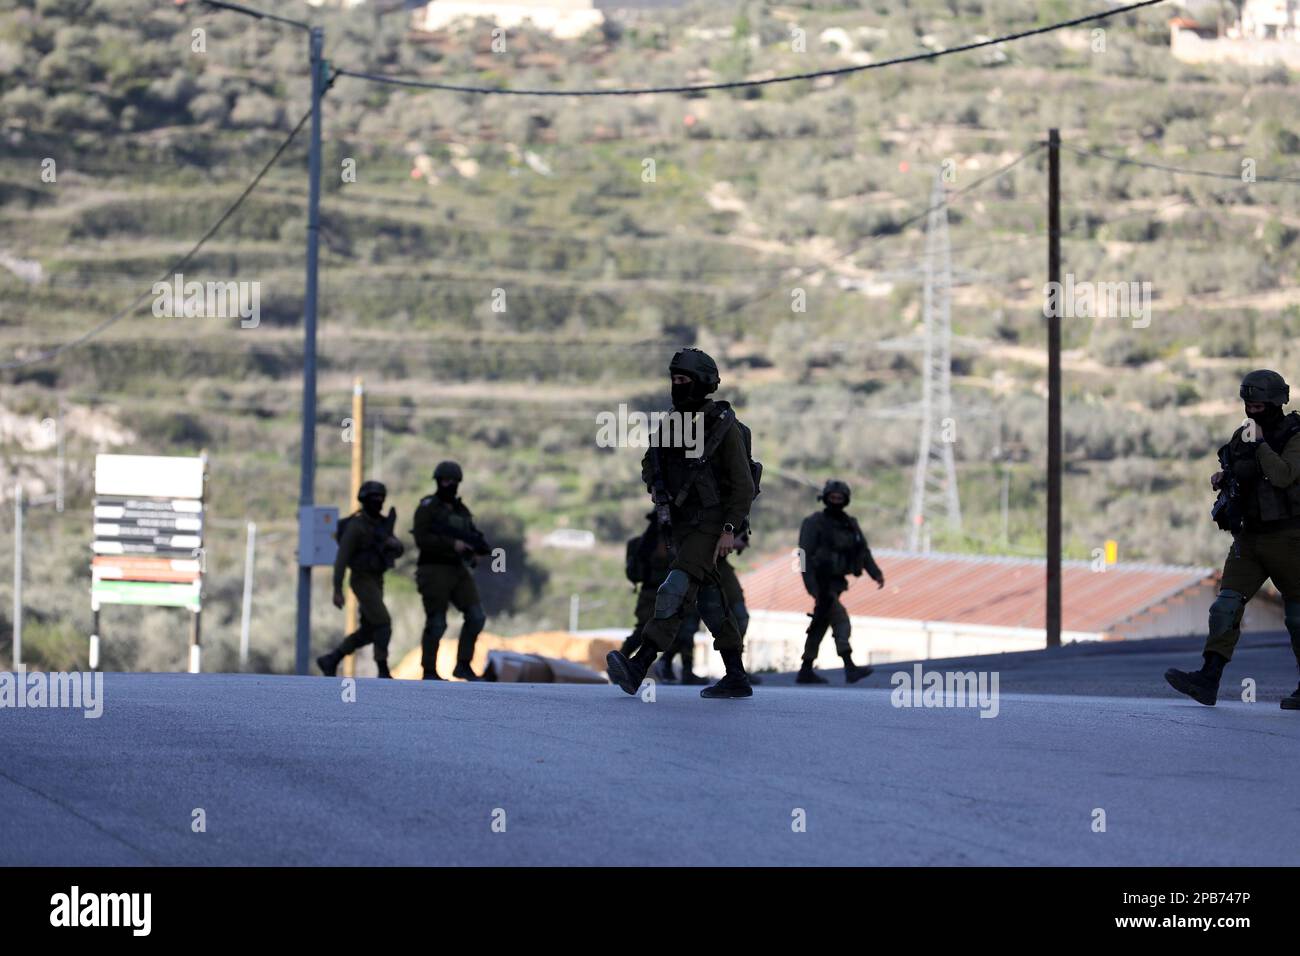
[
  {"x1": 1046, "y1": 129, "x2": 1062, "y2": 649},
  {"x1": 294, "y1": 24, "x2": 326, "y2": 676},
  {"x1": 344, "y1": 378, "x2": 365, "y2": 678},
  {"x1": 12, "y1": 483, "x2": 22, "y2": 668}
]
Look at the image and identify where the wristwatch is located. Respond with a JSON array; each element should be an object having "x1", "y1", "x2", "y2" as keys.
[{"x1": 722, "y1": 523, "x2": 735, "y2": 534}]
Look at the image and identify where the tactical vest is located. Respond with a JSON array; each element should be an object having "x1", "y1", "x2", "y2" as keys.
[
  {"x1": 414, "y1": 497, "x2": 475, "y2": 563},
  {"x1": 813, "y1": 511, "x2": 867, "y2": 576},
  {"x1": 1250, "y1": 413, "x2": 1300, "y2": 526},
  {"x1": 340, "y1": 511, "x2": 392, "y2": 574},
  {"x1": 654, "y1": 403, "x2": 731, "y2": 515}
]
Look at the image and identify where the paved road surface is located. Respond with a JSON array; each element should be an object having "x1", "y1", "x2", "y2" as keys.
[{"x1": 2, "y1": 636, "x2": 1298, "y2": 865}]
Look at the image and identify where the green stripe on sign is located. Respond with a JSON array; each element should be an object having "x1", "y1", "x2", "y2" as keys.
[{"x1": 92, "y1": 580, "x2": 201, "y2": 609}]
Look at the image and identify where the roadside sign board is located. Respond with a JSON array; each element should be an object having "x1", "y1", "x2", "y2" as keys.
[{"x1": 92, "y1": 455, "x2": 205, "y2": 610}]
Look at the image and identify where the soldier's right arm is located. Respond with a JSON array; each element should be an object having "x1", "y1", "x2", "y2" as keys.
[
  {"x1": 799, "y1": 515, "x2": 821, "y2": 596},
  {"x1": 641, "y1": 447, "x2": 655, "y2": 495}
]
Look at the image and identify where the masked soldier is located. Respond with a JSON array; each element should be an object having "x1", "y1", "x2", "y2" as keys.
[
  {"x1": 656, "y1": 528, "x2": 754, "y2": 685},
  {"x1": 412, "y1": 461, "x2": 491, "y2": 681},
  {"x1": 606, "y1": 347, "x2": 758, "y2": 700},
  {"x1": 318, "y1": 480, "x2": 404, "y2": 679},
  {"x1": 797, "y1": 480, "x2": 881, "y2": 685},
  {"x1": 1166, "y1": 370, "x2": 1300, "y2": 710}
]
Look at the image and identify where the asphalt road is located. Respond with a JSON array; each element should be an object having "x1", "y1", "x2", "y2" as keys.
[{"x1": 2, "y1": 635, "x2": 1298, "y2": 866}]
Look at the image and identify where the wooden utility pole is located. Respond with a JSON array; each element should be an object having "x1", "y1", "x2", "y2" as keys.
[
  {"x1": 344, "y1": 378, "x2": 365, "y2": 677},
  {"x1": 1046, "y1": 129, "x2": 1062, "y2": 649}
]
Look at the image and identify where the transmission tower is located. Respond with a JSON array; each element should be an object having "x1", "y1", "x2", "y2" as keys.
[{"x1": 906, "y1": 172, "x2": 962, "y2": 552}]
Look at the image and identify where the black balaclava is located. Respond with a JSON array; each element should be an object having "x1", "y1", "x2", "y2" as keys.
[
  {"x1": 824, "y1": 498, "x2": 846, "y2": 515},
  {"x1": 671, "y1": 375, "x2": 709, "y2": 412},
  {"x1": 1247, "y1": 403, "x2": 1285, "y2": 432},
  {"x1": 361, "y1": 495, "x2": 385, "y2": 518},
  {"x1": 436, "y1": 480, "x2": 459, "y2": 503}
]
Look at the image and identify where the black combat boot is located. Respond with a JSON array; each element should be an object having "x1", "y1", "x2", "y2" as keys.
[
  {"x1": 841, "y1": 653, "x2": 874, "y2": 684},
  {"x1": 422, "y1": 668, "x2": 443, "y2": 680},
  {"x1": 607, "y1": 642, "x2": 658, "y2": 695},
  {"x1": 453, "y1": 661, "x2": 481, "y2": 681},
  {"x1": 796, "y1": 661, "x2": 828, "y2": 685},
  {"x1": 654, "y1": 657, "x2": 677, "y2": 683},
  {"x1": 1164, "y1": 651, "x2": 1227, "y2": 706},
  {"x1": 700, "y1": 649, "x2": 753, "y2": 699},
  {"x1": 316, "y1": 650, "x2": 341, "y2": 677},
  {"x1": 375, "y1": 659, "x2": 391, "y2": 679},
  {"x1": 680, "y1": 665, "x2": 710, "y2": 686}
]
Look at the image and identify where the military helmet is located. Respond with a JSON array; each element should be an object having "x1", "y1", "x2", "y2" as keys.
[
  {"x1": 1239, "y1": 369, "x2": 1289, "y2": 406},
  {"x1": 669, "y1": 347, "x2": 720, "y2": 392},
  {"x1": 433, "y1": 460, "x2": 464, "y2": 482},
  {"x1": 819, "y1": 479, "x2": 851, "y2": 504},
  {"x1": 357, "y1": 480, "x2": 387, "y2": 502}
]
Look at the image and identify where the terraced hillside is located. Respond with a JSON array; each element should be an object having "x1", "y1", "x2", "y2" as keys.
[{"x1": 2, "y1": 0, "x2": 1298, "y2": 672}]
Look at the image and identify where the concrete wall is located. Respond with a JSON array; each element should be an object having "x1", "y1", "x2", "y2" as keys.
[
  {"x1": 1171, "y1": 27, "x2": 1300, "y2": 68},
  {"x1": 412, "y1": 1, "x2": 603, "y2": 38}
]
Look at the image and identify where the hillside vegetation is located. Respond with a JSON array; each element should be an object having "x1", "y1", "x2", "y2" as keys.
[{"x1": 2, "y1": 0, "x2": 1298, "y2": 671}]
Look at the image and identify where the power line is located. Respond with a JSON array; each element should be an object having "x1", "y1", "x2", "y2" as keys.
[
  {"x1": 196, "y1": 0, "x2": 310, "y2": 32},
  {"x1": 335, "y1": 1, "x2": 1168, "y2": 97},
  {"x1": 1, "y1": 105, "x2": 319, "y2": 372},
  {"x1": 1061, "y1": 143, "x2": 1300, "y2": 185}
]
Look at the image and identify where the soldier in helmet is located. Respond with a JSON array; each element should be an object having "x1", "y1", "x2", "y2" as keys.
[
  {"x1": 606, "y1": 347, "x2": 758, "y2": 700},
  {"x1": 412, "y1": 461, "x2": 491, "y2": 681},
  {"x1": 1166, "y1": 370, "x2": 1300, "y2": 710},
  {"x1": 318, "y1": 480, "x2": 404, "y2": 679},
  {"x1": 796, "y1": 479, "x2": 882, "y2": 685}
]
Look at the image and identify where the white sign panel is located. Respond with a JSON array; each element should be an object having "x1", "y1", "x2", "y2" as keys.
[{"x1": 95, "y1": 455, "x2": 205, "y2": 499}]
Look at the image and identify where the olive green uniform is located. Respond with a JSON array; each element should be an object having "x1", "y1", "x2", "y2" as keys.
[
  {"x1": 413, "y1": 494, "x2": 487, "y2": 673},
  {"x1": 1207, "y1": 414, "x2": 1300, "y2": 661},
  {"x1": 639, "y1": 401, "x2": 755, "y2": 653},
  {"x1": 331, "y1": 510, "x2": 399, "y2": 667},
  {"x1": 622, "y1": 525, "x2": 673, "y2": 656},
  {"x1": 798, "y1": 509, "x2": 882, "y2": 662}
]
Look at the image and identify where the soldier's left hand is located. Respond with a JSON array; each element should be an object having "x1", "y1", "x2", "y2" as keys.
[
  {"x1": 715, "y1": 531, "x2": 735, "y2": 561},
  {"x1": 875, "y1": 577, "x2": 885, "y2": 590}
]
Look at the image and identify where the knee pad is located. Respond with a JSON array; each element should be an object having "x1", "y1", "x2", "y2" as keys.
[
  {"x1": 462, "y1": 604, "x2": 486, "y2": 636},
  {"x1": 1209, "y1": 589, "x2": 1247, "y2": 637},
  {"x1": 654, "y1": 570, "x2": 691, "y2": 620},
  {"x1": 731, "y1": 601, "x2": 749, "y2": 638},
  {"x1": 696, "y1": 585, "x2": 728, "y2": 634}
]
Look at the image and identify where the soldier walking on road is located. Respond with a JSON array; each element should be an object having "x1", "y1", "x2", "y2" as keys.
[
  {"x1": 796, "y1": 480, "x2": 881, "y2": 685},
  {"x1": 1166, "y1": 370, "x2": 1300, "y2": 710},
  {"x1": 318, "y1": 480, "x2": 404, "y2": 679},
  {"x1": 605, "y1": 348, "x2": 760, "y2": 700},
  {"x1": 413, "y1": 461, "x2": 492, "y2": 681}
]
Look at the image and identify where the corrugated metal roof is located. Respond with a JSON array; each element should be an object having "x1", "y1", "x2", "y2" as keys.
[{"x1": 738, "y1": 549, "x2": 1215, "y2": 633}]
